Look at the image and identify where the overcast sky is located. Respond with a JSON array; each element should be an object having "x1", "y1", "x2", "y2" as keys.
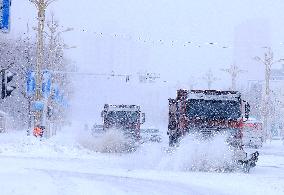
[{"x1": 9, "y1": 0, "x2": 284, "y2": 89}]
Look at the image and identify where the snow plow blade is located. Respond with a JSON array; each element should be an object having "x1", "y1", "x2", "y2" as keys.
[
  {"x1": 238, "y1": 151, "x2": 259, "y2": 173},
  {"x1": 92, "y1": 125, "x2": 162, "y2": 143}
]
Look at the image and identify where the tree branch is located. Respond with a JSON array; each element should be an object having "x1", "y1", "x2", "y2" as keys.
[
  {"x1": 254, "y1": 56, "x2": 265, "y2": 64},
  {"x1": 46, "y1": 0, "x2": 57, "y2": 7}
]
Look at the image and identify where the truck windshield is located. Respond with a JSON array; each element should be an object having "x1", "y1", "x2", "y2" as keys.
[
  {"x1": 186, "y1": 99, "x2": 241, "y2": 120},
  {"x1": 106, "y1": 111, "x2": 139, "y2": 126}
]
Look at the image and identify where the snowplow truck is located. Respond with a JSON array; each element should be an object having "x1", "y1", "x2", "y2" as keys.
[
  {"x1": 101, "y1": 104, "x2": 145, "y2": 141},
  {"x1": 168, "y1": 89, "x2": 259, "y2": 172}
]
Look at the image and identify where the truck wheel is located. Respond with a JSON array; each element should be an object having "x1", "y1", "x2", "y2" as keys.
[{"x1": 244, "y1": 164, "x2": 250, "y2": 173}]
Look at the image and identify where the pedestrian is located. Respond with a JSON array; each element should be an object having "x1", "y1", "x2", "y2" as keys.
[{"x1": 33, "y1": 125, "x2": 43, "y2": 138}]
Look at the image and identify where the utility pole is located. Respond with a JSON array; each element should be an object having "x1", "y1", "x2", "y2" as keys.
[
  {"x1": 25, "y1": 22, "x2": 33, "y2": 136},
  {"x1": 254, "y1": 47, "x2": 284, "y2": 141},
  {"x1": 202, "y1": 69, "x2": 218, "y2": 90},
  {"x1": 30, "y1": 0, "x2": 56, "y2": 127},
  {"x1": 221, "y1": 64, "x2": 246, "y2": 90}
]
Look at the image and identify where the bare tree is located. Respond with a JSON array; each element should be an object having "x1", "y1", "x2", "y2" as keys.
[
  {"x1": 44, "y1": 14, "x2": 74, "y2": 133},
  {"x1": 0, "y1": 34, "x2": 35, "y2": 129}
]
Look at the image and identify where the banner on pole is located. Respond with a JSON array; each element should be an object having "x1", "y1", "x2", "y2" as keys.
[
  {"x1": 26, "y1": 70, "x2": 36, "y2": 96},
  {"x1": 42, "y1": 70, "x2": 51, "y2": 99},
  {"x1": 52, "y1": 85, "x2": 69, "y2": 107}
]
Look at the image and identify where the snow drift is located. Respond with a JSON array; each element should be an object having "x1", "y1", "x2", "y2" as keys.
[
  {"x1": 78, "y1": 128, "x2": 137, "y2": 153},
  {"x1": 0, "y1": 130, "x2": 85, "y2": 158},
  {"x1": 159, "y1": 134, "x2": 236, "y2": 172},
  {"x1": 78, "y1": 127, "x2": 239, "y2": 172}
]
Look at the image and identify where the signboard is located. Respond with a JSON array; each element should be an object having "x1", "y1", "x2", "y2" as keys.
[
  {"x1": 52, "y1": 85, "x2": 69, "y2": 107},
  {"x1": 0, "y1": 0, "x2": 11, "y2": 32}
]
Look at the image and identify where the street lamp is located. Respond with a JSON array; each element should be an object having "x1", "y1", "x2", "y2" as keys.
[
  {"x1": 254, "y1": 47, "x2": 284, "y2": 141},
  {"x1": 221, "y1": 64, "x2": 246, "y2": 90},
  {"x1": 29, "y1": 0, "x2": 56, "y2": 128}
]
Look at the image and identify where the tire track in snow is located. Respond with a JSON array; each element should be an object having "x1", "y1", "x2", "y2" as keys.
[{"x1": 28, "y1": 168, "x2": 213, "y2": 195}]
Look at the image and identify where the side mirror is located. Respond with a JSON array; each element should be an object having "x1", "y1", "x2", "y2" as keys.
[
  {"x1": 245, "y1": 103, "x2": 250, "y2": 120},
  {"x1": 141, "y1": 113, "x2": 145, "y2": 124}
]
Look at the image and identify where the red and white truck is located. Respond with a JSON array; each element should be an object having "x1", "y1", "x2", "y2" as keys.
[
  {"x1": 168, "y1": 89, "x2": 250, "y2": 145},
  {"x1": 168, "y1": 89, "x2": 258, "y2": 172}
]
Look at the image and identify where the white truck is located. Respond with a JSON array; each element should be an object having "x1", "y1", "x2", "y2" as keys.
[
  {"x1": 100, "y1": 104, "x2": 145, "y2": 140},
  {"x1": 92, "y1": 104, "x2": 161, "y2": 143}
]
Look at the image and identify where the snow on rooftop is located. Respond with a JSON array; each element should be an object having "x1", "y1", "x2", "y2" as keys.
[{"x1": 105, "y1": 104, "x2": 141, "y2": 111}]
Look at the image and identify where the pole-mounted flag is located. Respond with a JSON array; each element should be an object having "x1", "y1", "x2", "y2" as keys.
[
  {"x1": 42, "y1": 70, "x2": 51, "y2": 99},
  {"x1": 27, "y1": 70, "x2": 36, "y2": 96}
]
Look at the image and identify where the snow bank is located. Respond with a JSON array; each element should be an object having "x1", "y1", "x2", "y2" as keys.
[{"x1": 0, "y1": 130, "x2": 87, "y2": 158}]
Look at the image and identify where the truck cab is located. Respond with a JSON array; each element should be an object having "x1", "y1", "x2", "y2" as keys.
[{"x1": 168, "y1": 89, "x2": 250, "y2": 147}]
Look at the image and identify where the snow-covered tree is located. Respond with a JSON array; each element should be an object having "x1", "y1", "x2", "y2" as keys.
[{"x1": 0, "y1": 23, "x2": 74, "y2": 131}]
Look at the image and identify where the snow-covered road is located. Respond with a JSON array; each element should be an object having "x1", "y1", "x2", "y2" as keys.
[
  {"x1": 0, "y1": 154, "x2": 210, "y2": 195},
  {"x1": 0, "y1": 130, "x2": 283, "y2": 195}
]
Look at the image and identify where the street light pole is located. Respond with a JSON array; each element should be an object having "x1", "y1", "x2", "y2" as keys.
[
  {"x1": 30, "y1": 0, "x2": 56, "y2": 126},
  {"x1": 221, "y1": 64, "x2": 246, "y2": 90},
  {"x1": 255, "y1": 47, "x2": 284, "y2": 141}
]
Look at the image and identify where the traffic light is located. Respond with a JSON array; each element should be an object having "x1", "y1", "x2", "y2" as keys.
[{"x1": 1, "y1": 70, "x2": 16, "y2": 99}]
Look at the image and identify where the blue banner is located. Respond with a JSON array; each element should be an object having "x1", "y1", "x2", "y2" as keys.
[
  {"x1": 0, "y1": 0, "x2": 11, "y2": 32},
  {"x1": 52, "y1": 85, "x2": 69, "y2": 107},
  {"x1": 26, "y1": 70, "x2": 36, "y2": 96},
  {"x1": 42, "y1": 70, "x2": 51, "y2": 99}
]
